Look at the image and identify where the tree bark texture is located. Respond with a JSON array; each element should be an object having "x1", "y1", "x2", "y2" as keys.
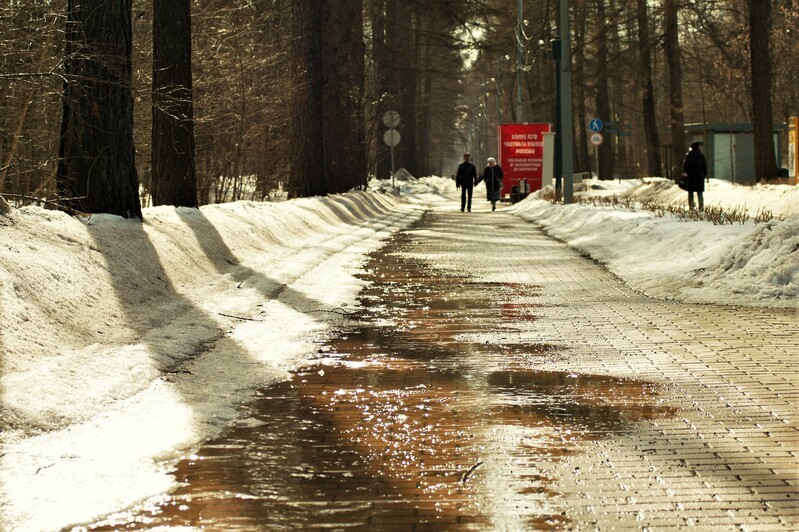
[
  {"x1": 151, "y1": 0, "x2": 197, "y2": 207},
  {"x1": 57, "y1": 0, "x2": 142, "y2": 218},
  {"x1": 397, "y1": 2, "x2": 418, "y2": 177},
  {"x1": 636, "y1": 0, "x2": 662, "y2": 177},
  {"x1": 663, "y1": 0, "x2": 686, "y2": 180},
  {"x1": 749, "y1": 0, "x2": 778, "y2": 181},
  {"x1": 594, "y1": 0, "x2": 613, "y2": 180},
  {"x1": 381, "y1": 0, "x2": 417, "y2": 178},
  {"x1": 574, "y1": 2, "x2": 591, "y2": 175},
  {"x1": 321, "y1": 0, "x2": 367, "y2": 193},
  {"x1": 289, "y1": 0, "x2": 325, "y2": 197},
  {"x1": 371, "y1": 0, "x2": 390, "y2": 179},
  {"x1": 290, "y1": 0, "x2": 365, "y2": 197}
]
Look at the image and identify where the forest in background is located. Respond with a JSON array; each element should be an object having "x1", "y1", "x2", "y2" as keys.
[{"x1": 0, "y1": 0, "x2": 796, "y2": 214}]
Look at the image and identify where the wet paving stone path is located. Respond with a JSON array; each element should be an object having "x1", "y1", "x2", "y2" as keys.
[{"x1": 89, "y1": 206, "x2": 798, "y2": 530}]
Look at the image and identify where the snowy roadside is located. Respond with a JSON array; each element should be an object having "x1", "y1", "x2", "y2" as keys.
[
  {"x1": 1, "y1": 174, "x2": 796, "y2": 530},
  {"x1": 0, "y1": 191, "x2": 431, "y2": 530},
  {"x1": 509, "y1": 177, "x2": 799, "y2": 307},
  {"x1": 380, "y1": 174, "x2": 797, "y2": 307}
]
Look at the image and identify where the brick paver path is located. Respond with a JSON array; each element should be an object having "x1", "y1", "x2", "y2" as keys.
[
  {"x1": 429, "y1": 204, "x2": 798, "y2": 530},
  {"x1": 94, "y1": 202, "x2": 798, "y2": 530}
]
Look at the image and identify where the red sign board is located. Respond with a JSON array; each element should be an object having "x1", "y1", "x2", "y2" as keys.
[{"x1": 498, "y1": 123, "x2": 551, "y2": 197}]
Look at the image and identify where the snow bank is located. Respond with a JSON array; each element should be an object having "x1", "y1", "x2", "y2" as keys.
[
  {"x1": 0, "y1": 191, "x2": 422, "y2": 529},
  {"x1": 592, "y1": 177, "x2": 799, "y2": 218},
  {"x1": 510, "y1": 178, "x2": 799, "y2": 307},
  {"x1": 1, "y1": 175, "x2": 796, "y2": 530}
]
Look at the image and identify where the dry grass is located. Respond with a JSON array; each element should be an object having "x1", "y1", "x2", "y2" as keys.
[{"x1": 545, "y1": 193, "x2": 780, "y2": 225}]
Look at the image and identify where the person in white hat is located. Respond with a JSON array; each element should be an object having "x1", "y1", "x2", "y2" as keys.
[{"x1": 477, "y1": 157, "x2": 504, "y2": 211}]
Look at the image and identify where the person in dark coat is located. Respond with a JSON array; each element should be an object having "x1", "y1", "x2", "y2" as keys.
[
  {"x1": 682, "y1": 141, "x2": 707, "y2": 210},
  {"x1": 455, "y1": 153, "x2": 478, "y2": 212},
  {"x1": 477, "y1": 157, "x2": 504, "y2": 211}
]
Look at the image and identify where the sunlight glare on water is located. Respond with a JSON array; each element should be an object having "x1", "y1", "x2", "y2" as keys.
[{"x1": 88, "y1": 219, "x2": 674, "y2": 530}]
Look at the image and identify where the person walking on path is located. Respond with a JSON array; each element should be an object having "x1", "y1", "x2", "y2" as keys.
[
  {"x1": 455, "y1": 153, "x2": 478, "y2": 212},
  {"x1": 683, "y1": 141, "x2": 707, "y2": 210},
  {"x1": 478, "y1": 157, "x2": 504, "y2": 211}
]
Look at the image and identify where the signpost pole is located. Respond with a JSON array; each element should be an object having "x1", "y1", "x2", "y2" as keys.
[
  {"x1": 390, "y1": 144, "x2": 395, "y2": 188},
  {"x1": 382, "y1": 110, "x2": 401, "y2": 189},
  {"x1": 588, "y1": 119, "x2": 604, "y2": 181}
]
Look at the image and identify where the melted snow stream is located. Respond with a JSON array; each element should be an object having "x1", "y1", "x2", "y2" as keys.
[{"x1": 87, "y1": 216, "x2": 673, "y2": 530}]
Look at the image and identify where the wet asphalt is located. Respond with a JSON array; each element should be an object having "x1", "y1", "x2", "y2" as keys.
[{"x1": 88, "y1": 201, "x2": 798, "y2": 530}]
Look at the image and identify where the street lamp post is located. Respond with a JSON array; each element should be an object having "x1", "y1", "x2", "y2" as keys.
[
  {"x1": 551, "y1": 38, "x2": 562, "y2": 198},
  {"x1": 515, "y1": 0, "x2": 524, "y2": 123},
  {"x1": 560, "y1": 0, "x2": 574, "y2": 204}
]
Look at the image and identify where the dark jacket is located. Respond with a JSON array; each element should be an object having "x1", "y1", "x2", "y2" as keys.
[
  {"x1": 683, "y1": 147, "x2": 707, "y2": 192},
  {"x1": 456, "y1": 161, "x2": 478, "y2": 188},
  {"x1": 479, "y1": 164, "x2": 504, "y2": 192}
]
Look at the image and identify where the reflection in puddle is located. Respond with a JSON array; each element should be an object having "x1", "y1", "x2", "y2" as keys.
[{"x1": 91, "y1": 221, "x2": 673, "y2": 530}]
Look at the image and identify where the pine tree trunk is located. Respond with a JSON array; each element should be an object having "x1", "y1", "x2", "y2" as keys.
[
  {"x1": 151, "y1": 0, "x2": 196, "y2": 207},
  {"x1": 664, "y1": 0, "x2": 686, "y2": 180},
  {"x1": 636, "y1": 0, "x2": 662, "y2": 177},
  {"x1": 57, "y1": 0, "x2": 142, "y2": 218},
  {"x1": 595, "y1": 0, "x2": 613, "y2": 180},
  {"x1": 401, "y1": 4, "x2": 418, "y2": 177},
  {"x1": 289, "y1": 0, "x2": 325, "y2": 197},
  {"x1": 419, "y1": 31, "x2": 433, "y2": 177},
  {"x1": 347, "y1": 1, "x2": 367, "y2": 190},
  {"x1": 382, "y1": 0, "x2": 417, "y2": 177},
  {"x1": 321, "y1": 0, "x2": 366, "y2": 193},
  {"x1": 749, "y1": 0, "x2": 778, "y2": 181},
  {"x1": 575, "y1": 2, "x2": 591, "y2": 175},
  {"x1": 371, "y1": 0, "x2": 390, "y2": 179}
]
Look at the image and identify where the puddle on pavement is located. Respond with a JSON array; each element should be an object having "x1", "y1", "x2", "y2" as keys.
[{"x1": 90, "y1": 219, "x2": 674, "y2": 530}]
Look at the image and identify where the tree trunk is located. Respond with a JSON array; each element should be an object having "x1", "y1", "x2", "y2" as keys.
[
  {"x1": 347, "y1": 1, "x2": 367, "y2": 190},
  {"x1": 574, "y1": 2, "x2": 591, "y2": 175},
  {"x1": 664, "y1": 0, "x2": 686, "y2": 180},
  {"x1": 371, "y1": 0, "x2": 391, "y2": 179},
  {"x1": 381, "y1": 0, "x2": 417, "y2": 177},
  {"x1": 749, "y1": 0, "x2": 778, "y2": 181},
  {"x1": 151, "y1": 0, "x2": 196, "y2": 207},
  {"x1": 396, "y1": 2, "x2": 418, "y2": 177},
  {"x1": 290, "y1": 0, "x2": 365, "y2": 197},
  {"x1": 57, "y1": 0, "x2": 142, "y2": 218},
  {"x1": 636, "y1": 0, "x2": 662, "y2": 177},
  {"x1": 288, "y1": 0, "x2": 325, "y2": 197},
  {"x1": 594, "y1": 0, "x2": 613, "y2": 180},
  {"x1": 321, "y1": 0, "x2": 366, "y2": 193},
  {"x1": 419, "y1": 29, "x2": 433, "y2": 177}
]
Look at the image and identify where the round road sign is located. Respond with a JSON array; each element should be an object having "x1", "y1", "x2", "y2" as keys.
[
  {"x1": 589, "y1": 132, "x2": 604, "y2": 146},
  {"x1": 382, "y1": 110, "x2": 400, "y2": 128},
  {"x1": 383, "y1": 128, "x2": 401, "y2": 147}
]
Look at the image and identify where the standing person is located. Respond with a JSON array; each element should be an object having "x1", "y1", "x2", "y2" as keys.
[
  {"x1": 683, "y1": 141, "x2": 707, "y2": 210},
  {"x1": 455, "y1": 153, "x2": 478, "y2": 212},
  {"x1": 478, "y1": 157, "x2": 504, "y2": 211}
]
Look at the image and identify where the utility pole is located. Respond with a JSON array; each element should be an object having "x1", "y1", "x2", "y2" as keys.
[
  {"x1": 560, "y1": 0, "x2": 574, "y2": 204},
  {"x1": 515, "y1": 0, "x2": 524, "y2": 123},
  {"x1": 552, "y1": 39, "x2": 562, "y2": 198}
]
